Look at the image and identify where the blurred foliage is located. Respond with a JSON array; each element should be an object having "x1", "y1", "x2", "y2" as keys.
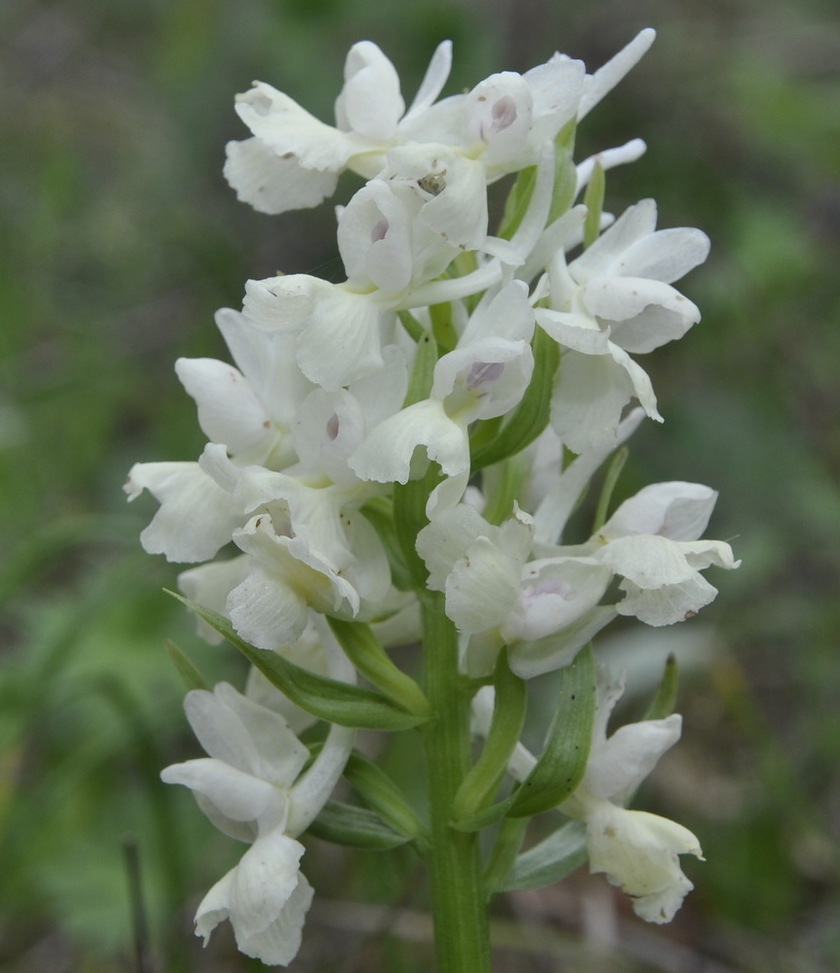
[{"x1": 1, "y1": 0, "x2": 838, "y2": 970}]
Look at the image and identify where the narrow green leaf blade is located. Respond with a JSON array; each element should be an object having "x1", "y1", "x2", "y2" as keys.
[
  {"x1": 643, "y1": 653, "x2": 679, "y2": 721},
  {"x1": 164, "y1": 639, "x2": 210, "y2": 691},
  {"x1": 507, "y1": 644, "x2": 596, "y2": 818},
  {"x1": 501, "y1": 820, "x2": 588, "y2": 892},
  {"x1": 306, "y1": 800, "x2": 413, "y2": 850},
  {"x1": 470, "y1": 327, "x2": 559, "y2": 471},
  {"x1": 167, "y1": 593, "x2": 427, "y2": 731},
  {"x1": 344, "y1": 750, "x2": 427, "y2": 845},
  {"x1": 328, "y1": 618, "x2": 429, "y2": 717}
]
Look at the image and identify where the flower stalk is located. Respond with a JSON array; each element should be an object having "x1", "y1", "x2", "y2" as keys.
[{"x1": 421, "y1": 592, "x2": 493, "y2": 972}]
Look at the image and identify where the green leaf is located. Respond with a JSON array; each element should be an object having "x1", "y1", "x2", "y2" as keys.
[
  {"x1": 480, "y1": 454, "x2": 529, "y2": 527},
  {"x1": 343, "y1": 750, "x2": 428, "y2": 846},
  {"x1": 167, "y1": 593, "x2": 427, "y2": 731},
  {"x1": 583, "y1": 160, "x2": 605, "y2": 249},
  {"x1": 164, "y1": 639, "x2": 209, "y2": 691},
  {"x1": 643, "y1": 653, "x2": 679, "y2": 721},
  {"x1": 403, "y1": 330, "x2": 437, "y2": 408},
  {"x1": 397, "y1": 309, "x2": 425, "y2": 343},
  {"x1": 306, "y1": 800, "x2": 413, "y2": 850},
  {"x1": 470, "y1": 326, "x2": 559, "y2": 471},
  {"x1": 360, "y1": 497, "x2": 414, "y2": 592},
  {"x1": 327, "y1": 618, "x2": 429, "y2": 717},
  {"x1": 507, "y1": 643, "x2": 596, "y2": 818},
  {"x1": 498, "y1": 164, "x2": 537, "y2": 240},
  {"x1": 453, "y1": 651, "x2": 527, "y2": 822},
  {"x1": 393, "y1": 462, "x2": 441, "y2": 588},
  {"x1": 430, "y1": 301, "x2": 457, "y2": 355},
  {"x1": 592, "y1": 446, "x2": 628, "y2": 533},
  {"x1": 500, "y1": 820, "x2": 588, "y2": 892},
  {"x1": 453, "y1": 646, "x2": 596, "y2": 832},
  {"x1": 547, "y1": 121, "x2": 579, "y2": 225}
]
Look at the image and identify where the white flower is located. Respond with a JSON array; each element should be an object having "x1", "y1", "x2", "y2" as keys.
[
  {"x1": 349, "y1": 281, "x2": 535, "y2": 513},
  {"x1": 562, "y1": 670, "x2": 704, "y2": 923},
  {"x1": 460, "y1": 54, "x2": 585, "y2": 175},
  {"x1": 593, "y1": 482, "x2": 740, "y2": 626},
  {"x1": 123, "y1": 461, "x2": 243, "y2": 563},
  {"x1": 175, "y1": 306, "x2": 313, "y2": 469},
  {"x1": 224, "y1": 31, "x2": 659, "y2": 217},
  {"x1": 473, "y1": 663, "x2": 703, "y2": 923},
  {"x1": 225, "y1": 40, "x2": 454, "y2": 214},
  {"x1": 162, "y1": 681, "x2": 353, "y2": 965},
  {"x1": 417, "y1": 501, "x2": 612, "y2": 676},
  {"x1": 535, "y1": 200, "x2": 710, "y2": 451}
]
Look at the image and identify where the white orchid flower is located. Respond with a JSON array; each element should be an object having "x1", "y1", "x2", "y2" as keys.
[
  {"x1": 593, "y1": 482, "x2": 740, "y2": 626},
  {"x1": 174, "y1": 307, "x2": 314, "y2": 470},
  {"x1": 225, "y1": 40, "x2": 454, "y2": 214},
  {"x1": 474, "y1": 663, "x2": 702, "y2": 923},
  {"x1": 162, "y1": 677, "x2": 353, "y2": 966},
  {"x1": 417, "y1": 501, "x2": 612, "y2": 676},
  {"x1": 349, "y1": 280, "x2": 535, "y2": 513},
  {"x1": 535, "y1": 199, "x2": 710, "y2": 451}
]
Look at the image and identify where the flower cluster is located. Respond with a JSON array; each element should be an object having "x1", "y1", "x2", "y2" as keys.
[{"x1": 129, "y1": 31, "x2": 737, "y2": 966}]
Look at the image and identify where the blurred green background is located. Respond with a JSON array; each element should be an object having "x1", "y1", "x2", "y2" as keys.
[{"x1": 1, "y1": 0, "x2": 838, "y2": 970}]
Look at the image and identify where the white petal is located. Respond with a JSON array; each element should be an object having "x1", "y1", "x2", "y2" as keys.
[
  {"x1": 550, "y1": 351, "x2": 647, "y2": 453},
  {"x1": 616, "y1": 573, "x2": 719, "y2": 626},
  {"x1": 176, "y1": 358, "x2": 267, "y2": 454},
  {"x1": 581, "y1": 277, "x2": 700, "y2": 352},
  {"x1": 504, "y1": 557, "x2": 612, "y2": 642},
  {"x1": 235, "y1": 868, "x2": 314, "y2": 965},
  {"x1": 214, "y1": 682, "x2": 310, "y2": 784},
  {"x1": 586, "y1": 714, "x2": 682, "y2": 801},
  {"x1": 585, "y1": 802, "x2": 701, "y2": 923},
  {"x1": 240, "y1": 277, "x2": 314, "y2": 334},
  {"x1": 295, "y1": 284, "x2": 389, "y2": 390},
  {"x1": 596, "y1": 534, "x2": 695, "y2": 587},
  {"x1": 287, "y1": 722, "x2": 355, "y2": 835},
  {"x1": 508, "y1": 605, "x2": 617, "y2": 679},
  {"x1": 349, "y1": 398, "x2": 467, "y2": 483},
  {"x1": 161, "y1": 757, "x2": 277, "y2": 822},
  {"x1": 195, "y1": 831, "x2": 313, "y2": 965},
  {"x1": 524, "y1": 53, "x2": 585, "y2": 133},
  {"x1": 226, "y1": 563, "x2": 309, "y2": 650},
  {"x1": 602, "y1": 482, "x2": 718, "y2": 541},
  {"x1": 572, "y1": 199, "x2": 658, "y2": 281},
  {"x1": 403, "y1": 40, "x2": 453, "y2": 120},
  {"x1": 235, "y1": 82, "x2": 357, "y2": 172},
  {"x1": 619, "y1": 227, "x2": 710, "y2": 284},
  {"x1": 416, "y1": 504, "x2": 492, "y2": 591},
  {"x1": 223, "y1": 137, "x2": 338, "y2": 215},
  {"x1": 335, "y1": 41, "x2": 404, "y2": 140},
  {"x1": 578, "y1": 29, "x2": 656, "y2": 119},
  {"x1": 463, "y1": 72, "x2": 533, "y2": 165},
  {"x1": 445, "y1": 536, "x2": 522, "y2": 634},
  {"x1": 178, "y1": 557, "x2": 250, "y2": 644},
  {"x1": 337, "y1": 179, "x2": 413, "y2": 292},
  {"x1": 124, "y1": 461, "x2": 242, "y2": 563}
]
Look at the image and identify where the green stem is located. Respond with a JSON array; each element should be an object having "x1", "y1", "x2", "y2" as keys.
[{"x1": 421, "y1": 592, "x2": 493, "y2": 972}]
